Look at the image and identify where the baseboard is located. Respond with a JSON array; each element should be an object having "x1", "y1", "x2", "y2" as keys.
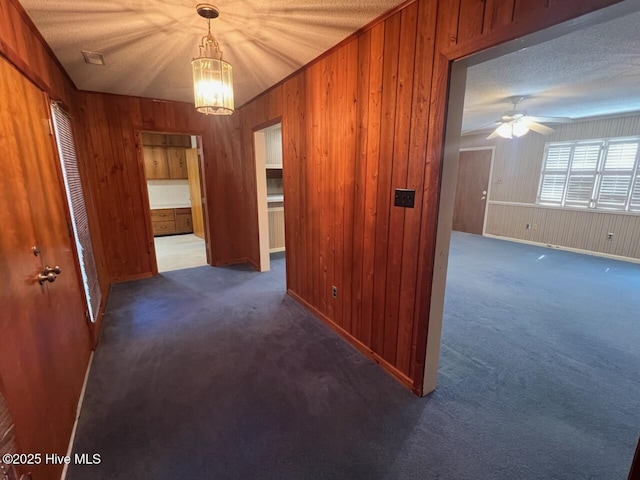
[
  {"x1": 60, "y1": 351, "x2": 94, "y2": 480},
  {"x1": 287, "y1": 290, "x2": 415, "y2": 392},
  {"x1": 90, "y1": 284, "x2": 111, "y2": 348},
  {"x1": 111, "y1": 271, "x2": 154, "y2": 283},
  {"x1": 213, "y1": 257, "x2": 251, "y2": 267},
  {"x1": 483, "y1": 234, "x2": 640, "y2": 264},
  {"x1": 246, "y1": 257, "x2": 260, "y2": 271}
]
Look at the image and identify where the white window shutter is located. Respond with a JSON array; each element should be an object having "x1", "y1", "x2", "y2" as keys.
[
  {"x1": 540, "y1": 174, "x2": 566, "y2": 204},
  {"x1": 596, "y1": 141, "x2": 638, "y2": 209},
  {"x1": 564, "y1": 144, "x2": 600, "y2": 207},
  {"x1": 544, "y1": 145, "x2": 572, "y2": 170},
  {"x1": 630, "y1": 176, "x2": 640, "y2": 212}
]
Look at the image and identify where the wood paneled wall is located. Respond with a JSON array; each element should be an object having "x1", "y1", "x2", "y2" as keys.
[
  {"x1": 2, "y1": 0, "x2": 625, "y2": 397},
  {"x1": 237, "y1": 0, "x2": 624, "y2": 394},
  {"x1": 0, "y1": 0, "x2": 110, "y2": 329},
  {"x1": 75, "y1": 93, "x2": 251, "y2": 281},
  {"x1": 0, "y1": 0, "x2": 73, "y2": 104}
]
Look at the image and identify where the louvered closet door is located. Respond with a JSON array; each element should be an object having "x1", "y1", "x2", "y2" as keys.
[{"x1": 51, "y1": 103, "x2": 102, "y2": 322}]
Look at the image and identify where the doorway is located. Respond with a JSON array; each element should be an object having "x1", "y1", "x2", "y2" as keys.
[
  {"x1": 253, "y1": 122, "x2": 285, "y2": 272},
  {"x1": 140, "y1": 132, "x2": 208, "y2": 273},
  {"x1": 428, "y1": 3, "x2": 640, "y2": 478}
]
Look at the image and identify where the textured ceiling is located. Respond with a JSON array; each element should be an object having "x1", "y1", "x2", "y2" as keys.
[
  {"x1": 21, "y1": 0, "x2": 405, "y2": 107},
  {"x1": 463, "y1": 10, "x2": 640, "y2": 133}
]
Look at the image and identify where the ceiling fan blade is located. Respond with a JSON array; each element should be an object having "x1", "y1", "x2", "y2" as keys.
[
  {"x1": 527, "y1": 116, "x2": 573, "y2": 124},
  {"x1": 528, "y1": 121, "x2": 555, "y2": 135},
  {"x1": 463, "y1": 121, "x2": 501, "y2": 136},
  {"x1": 486, "y1": 128, "x2": 500, "y2": 140}
]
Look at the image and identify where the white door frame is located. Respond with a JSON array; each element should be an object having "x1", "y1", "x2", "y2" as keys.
[{"x1": 253, "y1": 130, "x2": 271, "y2": 272}]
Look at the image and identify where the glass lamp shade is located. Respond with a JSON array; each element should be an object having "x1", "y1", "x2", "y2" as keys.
[
  {"x1": 512, "y1": 119, "x2": 530, "y2": 137},
  {"x1": 192, "y1": 56, "x2": 234, "y2": 115},
  {"x1": 496, "y1": 123, "x2": 513, "y2": 139}
]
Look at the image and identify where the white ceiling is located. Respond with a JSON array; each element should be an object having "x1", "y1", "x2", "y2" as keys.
[
  {"x1": 21, "y1": 0, "x2": 405, "y2": 107},
  {"x1": 463, "y1": 10, "x2": 640, "y2": 133}
]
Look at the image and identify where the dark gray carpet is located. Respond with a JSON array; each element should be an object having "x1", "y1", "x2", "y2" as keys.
[{"x1": 68, "y1": 233, "x2": 640, "y2": 479}]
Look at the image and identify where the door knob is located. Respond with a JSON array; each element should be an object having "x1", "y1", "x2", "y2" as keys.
[
  {"x1": 38, "y1": 272, "x2": 57, "y2": 284},
  {"x1": 38, "y1": 265, "x2": 61, "y2": 284}
]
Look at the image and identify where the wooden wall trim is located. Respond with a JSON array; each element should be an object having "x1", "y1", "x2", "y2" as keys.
[
  {"x1": 288, "y1": 290, "x2": 415, "y2": 391},
  {"x1": 110, "y1": 271, "x2": 155, "y2": 284}
]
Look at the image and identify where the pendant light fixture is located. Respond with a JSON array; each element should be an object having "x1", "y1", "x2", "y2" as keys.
[{"x1": 192, "y1": 4, "x2": 234, "y2": 115}]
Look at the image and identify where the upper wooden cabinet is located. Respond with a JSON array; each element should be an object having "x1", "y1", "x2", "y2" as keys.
[
  {"x1": 166, "y1": 147, "x2": 188, "y2": 179},
  {"x1": 143, "y1": 146, "x2": 170, "y2": 179},
  {"x1": 142, "y1": 134, "x2": 190, "y2": 180}
]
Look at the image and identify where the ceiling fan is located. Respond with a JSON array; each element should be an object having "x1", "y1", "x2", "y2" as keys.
[{"x1": 484, "y1": 96, "x2": 573, "y2": 139}]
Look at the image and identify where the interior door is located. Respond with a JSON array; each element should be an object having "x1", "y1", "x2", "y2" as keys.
[
  {"x1": 0, "y1": 57, "x2": 91, "y2": 480},
  {"x1": 186, "y1": 148, "x2": 205, "y2": 239},
  {"x1": 452, "y1": 149, "x2": 492, "y2": 235}
]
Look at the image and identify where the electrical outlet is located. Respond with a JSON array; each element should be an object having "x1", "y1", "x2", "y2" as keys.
[
  {"x1": 525, "y1": 223, "x2": 531, "y2": 230},
  {"x1": 607, "y1": 233, "x2": 614, "y2": 240},
  {"x1": 532, "y1": 224, "x2": 538, "y2": 231},
  {"x1": 332, "y1": 286, "x2": 338, "y2": 299}
]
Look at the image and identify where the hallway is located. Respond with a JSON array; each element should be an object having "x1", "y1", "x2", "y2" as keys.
[{"x1": 68, "y1": 235, "x2": 639, "y2": 479}]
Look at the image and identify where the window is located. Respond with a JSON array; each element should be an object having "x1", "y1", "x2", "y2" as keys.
[
  {"x1": 538, "y1": 137, "x2": 640, "y2": 213},
  {"x1": 51, "y1": 103, "x2": 102, "y2": 323}
]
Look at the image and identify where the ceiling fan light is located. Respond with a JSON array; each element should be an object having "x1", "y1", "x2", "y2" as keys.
[
  {"x1": 496, "y1": 123, "x2": 513, "y2": 139},
  {"x1": 512, "y1": 120, "x2": 530, "y2": 137}
]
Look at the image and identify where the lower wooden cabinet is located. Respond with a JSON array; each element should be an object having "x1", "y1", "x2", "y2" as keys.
[{"x1": 151, "y1": 208, "x2": 193, "y2": 236}]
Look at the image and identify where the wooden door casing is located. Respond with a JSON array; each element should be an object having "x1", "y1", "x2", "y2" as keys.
[
  {"x1": 186, "y1": 148, "x2": 205, "y2": 239},
  {"x1": 0, "y1": 57, "x2": 91, "y2": 480},
  {"x1": 452, "y1": 149, "x2": 492, "y2": 235}
]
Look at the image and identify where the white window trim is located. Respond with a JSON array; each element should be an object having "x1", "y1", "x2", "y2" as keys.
[{"x1": 537, "y1": 135, "x2": 640, "y2": 214}]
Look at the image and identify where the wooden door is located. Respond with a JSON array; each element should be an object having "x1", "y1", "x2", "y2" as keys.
[
  {"x1": 186, "y1": 148, "x2": 205, "y2": 239},
  {"x1": 0, "y1": 57, "x2": 91, "y2": 480},
  {"x1": 143, "y1": 145, "x2": 169, "y2": 179},
  {"x1": 452, "y1": 149, "x2": 492, "y2": 235},
  {"x1": 167, "y1": 147, "x2": 188, "y2": 179}
]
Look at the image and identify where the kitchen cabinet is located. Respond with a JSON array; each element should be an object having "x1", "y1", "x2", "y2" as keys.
[
  {"x1": 175, "y1": 208, "x2": 193, "y2": 232},
  {"x1": 142, "y1": 134, "x2": 190, "y2": 180},
  {"x1": 167, "y1": 147, "x2": 188, "y2": 179},
  {"x1": 143, "y1": 146, "x2": 170, "y2": 179},
  {"x1": 151, "y1": 208, "x2": 193, "y2": 236},
  {"x1": 268, "y1": 202, "x2": 285, "y2": 253}
]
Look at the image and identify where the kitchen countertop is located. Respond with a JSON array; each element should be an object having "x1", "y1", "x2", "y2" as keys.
[
  {"x1": 267, "y1": 195, "x2": 284, "y2": 203},
  {"x1": 151, "y1": 204, "x2": 192, "y2": 210}
]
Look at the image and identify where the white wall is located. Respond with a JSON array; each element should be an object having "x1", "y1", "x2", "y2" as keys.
[
  {"x1": 147, "y1": 180, "x2": 191, "y2": 209},
  {"x1": 461, "y1": 113, "x2": 640, "y2": 261}
]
